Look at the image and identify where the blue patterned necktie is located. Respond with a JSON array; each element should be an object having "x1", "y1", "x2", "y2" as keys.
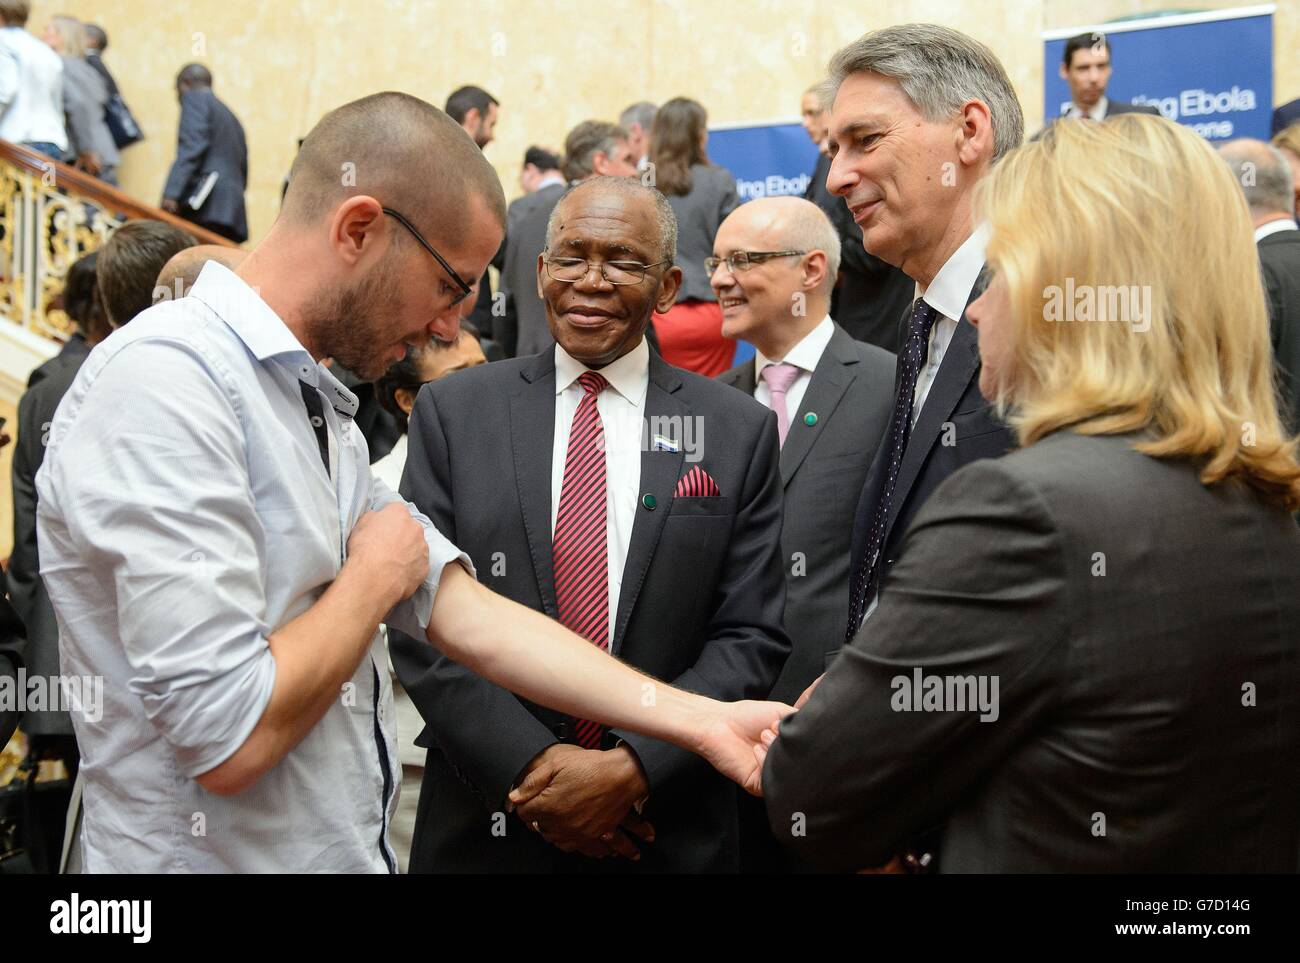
[{"x1": 844, "y1": 297, "x2": 939, "y2": 641}]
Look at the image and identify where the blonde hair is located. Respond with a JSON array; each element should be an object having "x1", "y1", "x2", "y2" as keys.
[
  {"x1": 50, "y1": 15, "x2": 84, "y2": 58},
  {"x1": 977, "y1": 113, "x2": 1300, "y2": 511}
]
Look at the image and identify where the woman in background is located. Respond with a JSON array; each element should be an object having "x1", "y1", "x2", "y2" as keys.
[
  {"x1": 43, "y1": 14, "x2": 118, "y2": 184},
  {"x1": 648, "y1": 97, "x2": 738, "y2": 376}
]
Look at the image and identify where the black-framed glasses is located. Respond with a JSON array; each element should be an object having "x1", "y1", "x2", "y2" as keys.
[
  {"x1": 382, "y1": 207, "x2": 475, "y2": 307},
  {"x1": 704, "y1": 250, "x2": 807, "y2": 277},
  {"x1": 543, "y1": 255, "x2": 670, "y2": 285}
]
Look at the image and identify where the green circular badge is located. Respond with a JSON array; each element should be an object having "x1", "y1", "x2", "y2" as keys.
[
  {"x1": 642, "y1": 493, "x2": 657, "y2": 511},
  {"x1": 804, "y1": 412, "x2": 818, "y2": 426}
]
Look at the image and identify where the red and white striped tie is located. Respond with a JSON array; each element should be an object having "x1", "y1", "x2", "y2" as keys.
[{"x1": 553, "y1": 371, "x2": 610, "y2": 749}]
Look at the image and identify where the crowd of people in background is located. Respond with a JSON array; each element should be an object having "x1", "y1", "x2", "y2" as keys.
[{"x1": 0, "y1": 12, "x2": 1299, "y2": 878}]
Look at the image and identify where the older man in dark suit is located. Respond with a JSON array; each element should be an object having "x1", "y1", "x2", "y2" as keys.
[
  {"x1": 161, "y1": 64, "x2": 248, "y2": 243},
  {"x1": 391, "y1": 176, "x2": 790, "y2": 873},
  {"x1": 496, "y1": 120, "x2": 638, "y2": 358},
  {"x1": 1220, "y1": 138, "x2": 1300, "y2": 436}
]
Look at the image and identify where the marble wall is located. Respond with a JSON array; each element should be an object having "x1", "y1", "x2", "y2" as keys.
[{"x1": 36, "y1": 0, "x2": 1300, "y2": 248}]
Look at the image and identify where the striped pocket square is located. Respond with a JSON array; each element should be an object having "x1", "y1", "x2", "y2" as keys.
[{"x1": 674, "y1": 465, "x2": 721, "y2": 497}]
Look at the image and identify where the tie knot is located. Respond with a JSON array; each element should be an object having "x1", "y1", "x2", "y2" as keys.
[
  {"x1": 760, "y1": 362, "x2": 799, "y2": 395},
  {"x1": 577, "y1": 371, "x2": 608, "y2": 396},
  {"x1": 909, "y1": 298, "x2": 939, "y2": 341}
]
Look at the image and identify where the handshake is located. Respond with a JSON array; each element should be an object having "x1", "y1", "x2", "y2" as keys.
[{"x1": 503, "y1": 677, "x2": 821, "y2": 861}]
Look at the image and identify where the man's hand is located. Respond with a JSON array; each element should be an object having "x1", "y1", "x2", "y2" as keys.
[
  {"x1": 160, "y1": 198, "x2": 180, "y2": 214},
  {"x1": 694, "y1": 699, "x2": 795, "y2": 797},
  {"x1": 345, "y1": 503, "x2": 428, "y2": 609},
  {"x1": 508, "y1": 744, "x2": 653, "y2": 860},
  {"x1": 76, "y1": 151, "x2": 101, "y2": 176}
]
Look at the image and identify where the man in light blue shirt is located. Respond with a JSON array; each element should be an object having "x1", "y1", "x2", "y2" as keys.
[{"x1": 37, "y1": 92, "x2": 787, "y2": 872}]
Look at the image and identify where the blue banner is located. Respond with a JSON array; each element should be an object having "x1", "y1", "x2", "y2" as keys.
[
  {"x1": 1044, "y1": 8, "x2": 1273, "y2": 142},
  {"x1": 707, "y1": 122, "x2": 822, "y2": 202}
]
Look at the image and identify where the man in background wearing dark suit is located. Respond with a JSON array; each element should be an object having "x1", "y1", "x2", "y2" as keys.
[
  {"x1": 1221, "y1": 138, "x2": 1300, "y2": 436},
  {"x1": 825, "y1": 28, "x2": 1021, "y2": 828},
  {"x1": 714, "y1": 196, "x2": 894, "y2": 871},
  {"x1": 1057, "y1": 31, "x2": 1161, "y2": 122},
  {"x1": 446, "y1": 85, "x2": 504, "y2": 343},
  {"x1": 161, "y1": 64, "x2": 248, "y2": 243},
  {"x1": 391, "y1": 176, "x2": 789, "y2": 873},
  {"x1": 496, "y1": 120, "x2": 637, "y2": 358},
  {"x1": 801, "y1": 84, "x2": 913, "y2": 351}
]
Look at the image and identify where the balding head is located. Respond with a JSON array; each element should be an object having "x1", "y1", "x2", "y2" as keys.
[
  {"x1": 156, "y1": 244, "x2": 248, "y2": 300},
  {"x1": 1219, "y1": 138, "x2": 1296, "y2": 222},
  {"x1": 546, "y1": 176, "x2": 677, "y2": 263},
  {"x1": 710, "y1": 196, "x2": 839, "y2": 356},
  {"x1": 282, "y1": 91, "x2": 506, "y2": 243}
]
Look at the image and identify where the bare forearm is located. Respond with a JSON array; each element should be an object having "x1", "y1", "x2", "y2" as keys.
[
  {"x1": 425, "y1": 564, "x2": 709, "y2": 756},
  {"x1": 197, "y1": 562, "x2": 393, "y2": 794}
]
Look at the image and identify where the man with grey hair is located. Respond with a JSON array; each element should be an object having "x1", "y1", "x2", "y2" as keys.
[
  {"x1": 765, "y1": 23, "x2": 1020, "y2": 871},
  {"x1": 619, "y1": 100, "x2": 657, "y2": 167},
  {"x1": 497, "y1": 120, "x2": 638, "y2": 358},
  {"x1": 713, "y1": 196, "x2": 895, "y2": 871},
  {"x1": 392, "y1": 175, "x2": 791, "y2": 874},
  {"x1": 1221, "y1": 138, "x2": 1300, "y2": 434}
]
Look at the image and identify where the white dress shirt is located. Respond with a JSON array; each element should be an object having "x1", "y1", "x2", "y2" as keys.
[
  {"x1": 1067, "y1": 96, "x2": 1108, "y2": 121},
  {"x1": 753, "y1": 315, "x2": 835, "y2": 417},
  {"x1": 551, "y1": 339, "x2": 649, "y2": 644},
  {"x1": 912, "y1": 223, "x2": 988, "y2": 426},
  {"x1": 37, "y1": 262, "x2": 470, "y2": 873},
  {"x1": 0, "y1": 26, "x2": 66, "y2": 148},
  {"x1": 1255, "y1": 218, "x2": 1299, "y2": 242}
]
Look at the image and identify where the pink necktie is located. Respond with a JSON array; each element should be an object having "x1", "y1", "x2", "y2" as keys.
[
  {"x1": 552, "y1": 371, "x2": 610, "y2": 749},
  {"x1": 761, "y1": 362, "x2": 800, "y2": 447}
]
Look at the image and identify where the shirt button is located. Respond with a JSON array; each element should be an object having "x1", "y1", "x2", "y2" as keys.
[
  {"x1": 299, "y1": 364, "x2": 312, "y2": 377},
  {"x1": 310, "y1": 415, "x2": 324, "y2": 428}
]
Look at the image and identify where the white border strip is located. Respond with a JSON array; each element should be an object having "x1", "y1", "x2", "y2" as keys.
[{"x1": 1042, "y1": 4, "x2": 1274, "y2": 40}]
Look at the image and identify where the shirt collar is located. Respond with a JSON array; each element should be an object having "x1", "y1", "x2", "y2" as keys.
[
  {"x1": 754, "y1": 315, "x2": 834, "y2": 380},
  {"x1": 554, "y1": 336, "x2": 650, "y2": 404},
  {"x1": 1255, "y1": 217, "x2": 1299, "y2": 242},
  {"x1": 536, "y1": 172, "x2": 565, "y2": 190},
  {"x1": 1067, "y1": 96, "x2": 1107, "y2": 121},
  {"x1": 917, "y1": 223, "x2": 989, "y2": 322},
  {"x1": 189, "y1": 260, "x2": 358, "y2": 417}
]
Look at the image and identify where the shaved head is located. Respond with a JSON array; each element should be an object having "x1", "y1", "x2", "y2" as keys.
[
  {"x1": 282, "y1": 91, "x2": 506, "y2": 244},
  {"x1": 723, "y1": 196, "x2": 841, "y2": 287},
  {"x1": 156, "y1": 244, "x2": 248, "y2": 298}
]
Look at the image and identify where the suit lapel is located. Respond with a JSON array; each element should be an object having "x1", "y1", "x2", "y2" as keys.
[
  {"x1": 780, "y1": 326, "x2": 857, "y2": 486},
  {"x1": 510, "y1": 351, "x2": 560, "y2": 618},
  {"x1": 612, "y1": 353, "x2": 686, "y2": 653}
]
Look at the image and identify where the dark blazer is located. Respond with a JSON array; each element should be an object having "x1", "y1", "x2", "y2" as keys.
[
  {"x1": 847, "y1": 278, "x2": 1015, "y2": 604},
  {"x1": 390, "y1": 346, "x2": 791, "y2": 873},
  {"x1": 1259, "y1": 228, "x2": 1300, "y2": 434},
  {"x1": 497, "y1": 181, "x2": 565, "y2": 358},
  {"x1": 718, "y1": 323, "x2": 894, "y2": 703},
  {"x1": 764, "y1": 430, "x2": 1300, "y2": 872},
  {"x1": 9, "y1": 345, "x2": 91, "y2": 735},
  {"x1": 0, "y1": 566, "x2": 25, "y2": 751},
  {"x1": 163, "y1": 87, "x2": 248, "y2": 243},
  {"x1": 805, "y1": 153, "x2": 914, "y2": 352}
]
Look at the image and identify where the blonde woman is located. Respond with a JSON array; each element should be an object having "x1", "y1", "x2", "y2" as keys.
[{"x1": 761, "y1": 114, "x2": 1300, "y2": 873}]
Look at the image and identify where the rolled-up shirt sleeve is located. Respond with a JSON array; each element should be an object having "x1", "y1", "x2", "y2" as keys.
[
  {"x1": 366, "y1": 475, "x2": 475, "y2": 640},
  {"x1": 42, "y1": 339, "x2": 276, "y2": 778}
]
